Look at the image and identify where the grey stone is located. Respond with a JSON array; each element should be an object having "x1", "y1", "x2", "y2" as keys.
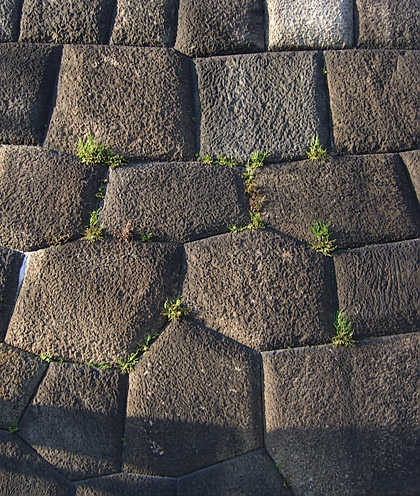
[
  {"x1": 196, "y1": 51, "x2": 329, "y2": 162},
  {"x1": 267, "y1": 0, "x2": 353, "y2": 50},
  {"x1": 75, "y1": 474, "x2": 176, "y2": 496},
  {"x1": 263, "y1": 333, "x2": 420, "y2": 496},
  {"x1": 0, "y1": 0, "x2": 21, "y2": 41},
  {"x1": 325, "y1": 50, "x2": 420, "y2": 155},
  {"x1": 19, "y1": 362, "x2": 126, "y2": 480},
  {"x1": 45, "y1": 46, "x2": 195, "y2": 161},
  {"x1": 0, "y1": 145, "x2": 106, "y2": 252},
  {"x1": 400, "y1": 149, "x2": 420, "y2": 205},
  {"x1": 6, "y1": 239, "x2": 182, "y2": 364},
  {"x1": 124, "y1": 320, "x2": 263, "y2": 477},
  {"x1": 334, "y1": 239, "x2": 420, "y2": 339},
  {"x1": 0, "y1": 246, "x2": 22, "y2": 340},
  {"x1": 182, "y1": 230, "x2": 335, "y2": 351},
  {"x1": 0, "y1": 43, "x2": 61, "y2": 145},
  {"x1": 101, "y1": 162, "x2": 249, "y2": 243},
  {"x1": 255, "y1": 154, "x2": 420, "y2": 249},
  {"x1": 20, "y1": 0, "x2": 115, "y2": 44}
]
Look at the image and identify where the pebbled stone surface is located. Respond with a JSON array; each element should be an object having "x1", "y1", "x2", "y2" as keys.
[
  {"x1": 197, "y1": 51, "x2": 329, "y2": 162},
  {"x1": 0, "y1": 247, "x2": 22, "y2": 340},
  {"x1": 182, "y1": 230, "x2": 335, "y2": 351},
  {"x1": 255, "y1": 154, "x2": 420, "y2": 249},
  {"x1": 124, "y1": 320, "x2": 263, "y2": 477},
  {"x1": 0, "y1": 145, "x2": 106, "y2": 252},
  {"x1": 325, "y1": 50, "x2": 420, "y2": 155},
  {"x1": 0, "y1": 0, "x2": 21, "y2": 41},
  {"x1": 45, "y1": 45, "x2": 195, "y2": 161},
  {"x1": 400, "y1": 149, "x2": 420, "y2": 205},
  {"x1": 267, "y1": 0, "x2": 353, "y2": 50},
  {"x1": 334, "y1": 239, "x2": 420, "y2": 339},
  {"x1": 19, "y1": 362, "x2": 127, "y2": 480},
  {"x1": 6, "y1": 239, "x2": 182, "y2": 364},
  {"x1": 0, "y1": 43, "x2": 61, "y2": 146},
  {"x1": 75, "y1": 474, "x2": 176, "y2": 496},
  {"x1": 101, "y1": 161, "x2": 249, "y2": 243}
]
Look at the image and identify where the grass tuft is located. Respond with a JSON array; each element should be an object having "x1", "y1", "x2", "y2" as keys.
[
  {"x1": 162, "y1": 297, "x2": 189, "y2": 321},
  {"x1": 77, "y1": 135, "x2": 128, "y2": 169},
  {"x1": 83, "y1": 209, "x2": 104, "y2": 243},
  {"x1": 117, "y1": 332, "x2": 160, "y2": 374},
  {"x1": 306, "y1": 135, "x2": 328, "y2": 162},
  {"x1": 332, "y1": 311, "x2": 355, "y2": 347},
  {"x1": 309, "y1": 220, "x2": 336, "y2": 256},
  {"x1": 8, "y1": 422, "x2": 19, "y2": 434}
]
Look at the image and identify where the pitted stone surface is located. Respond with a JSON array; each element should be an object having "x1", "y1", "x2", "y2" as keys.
[
  {"x1": 6, "y1": 239, "x2": 182, "y2": 364},
  {"x1": 196, "y1": 51, "x2": 329, "y2": 162},
  {"x1": 124, "y1": 320, "x2": 263, "y2": 477},
  {"x1": 182, "y1": 230, "x2": 335, "y2": 351},
  {"x1": 75, "y1": 474, "x2": 176, "y2": 495},
  {"x1": 101, "y1": 161, "x2": 249, "y2": 243},
  {"x1": 325, "y1": 50, "x2": 420, "y2": 155},
  {"x1": 175, "y1": 0, "x2": 265, "y2": 57},
  {"x1": 0, "y1": 145, "x2": 106, "y2": 252},
  {"x1": 0, "y1": 246, "x2": 22, "y2": 340},
  {"x1": 0, "y1": 43, "x2": 61, "y2": 145},
  {"x1": 267, "y1": 0, "x2": 353, "y2": 50},
  {"x1": 263, "y1": 333, "x2": 420, "y2": 496},
  {"x1": 255, "y1": 154, "x2": 420, "y2": 249},
  {"x1": 20, "y1": 0, "x2": 115, "y2": 44},
  {"x1": 45, "y1": 46, "x2": 195, "y2": 161},
  {"x1": 334, "y1": 239, "x2": 420, "y2": 339},
  {"x1": 0, "y1": 0, "x2": 21, "y2": 41},
  {"x1": 400, "y1": 150, "x2": 420, "y2": 205},
  {"x1": 19, "y1": 362, "x2": 127, "y2": 480}
]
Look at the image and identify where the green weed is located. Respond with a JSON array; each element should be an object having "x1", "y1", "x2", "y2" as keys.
[
  {"x1": 140, "y1": 232, "x2": 153, "y2": 242},
  {"x1": 309, "y1": 220, "x2": 336, "y2": 256},
  {"x1": 40, "y1": 352, "x2": 54, "y2": 363},
  {"x1": 84, "y1": 361, "x2": 111, "y2": 370},
  {"x1": 117, "y1": 332, "x2": 160, "y2": 374},
  {"x1": 306, "y1": 135, "x2": 328, "y2": 162},
  {"x1": 162, "y1": 297, "x2": 189, "y2": 321},
  {"x1": 8, "y1": 422, "x2": 19, "y2": 434},
  {"x1": 332, "y1": 311, "x2": 355, "y2": 347},
  {"x1": 83, "y1": 209, "x2": 103, "y2": 243},
  {"x1": 77, "y1": 136, "x2": 128, "y2": 169}
]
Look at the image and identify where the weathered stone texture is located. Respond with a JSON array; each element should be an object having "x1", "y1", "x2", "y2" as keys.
[
  {"x1": 75, "y1": 474, "x2": 176, "y2": 496},
  {"x1": 400, "y1": 149, "x2": 420, "y2": 205},
  {"x1": 124, "y1": 320, "x2": 263, "y2": 477},
  {"x1": 325, "y1": 50, "x2": 420, "y2": 154},
  {"x1": 0, "y1": 247, "x2": 22, "y2": 340},
  {"x1": 197, "y1": 51, "x2": 329, "y2": 162},
  {"x1": 45, "y1": 46, "x2": 195, "y2": 161},
  {"x1": 0, "y1": 0, "x2": 21, "y2": 41}
]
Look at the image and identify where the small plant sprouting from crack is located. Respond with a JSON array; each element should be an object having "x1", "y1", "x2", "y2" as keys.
[
  {"x1": 8, "y1": 422, "x2": 19, "y2": 434},
  {"x1": 332, "y1": 311, "x2": 355, "y2": 347},
  {"x1": 95, "y1": 179, "x2": 108, "y2": 200},
  {"x1": 199, "y1": 154, "x2": 238, "y2": 168},
  {"x1": 306, "y1": 135, "x2": 328, "y2": 162},
  {"x1": 48, "y1": 234, "x2": 70, "y2": 247},
  {"x1": 83, "y1": 208, "x2": 104, "y2": 243},
  {"x1": 77, "y1": 135, "x2": 128, "y2": 169},
  {"x1": 275, "y1": 463, "x2": 292, "y2": 488},
  {"x1": 113, "y1": 221, "x2": 134, "y2": 243},
  {"x1": 117, "y1": 332, "x2": 160, "y2": 374},
  {"x1": 84, "y1": 361, "x2": 111, "y2": 370},
  {"x1": 40, "y1": 352, "x2": 54, "y2": 363},
  {"x1": 140, "y1": 232, "x2": 153, "y2": 242},
  {"x1": 162, "y1": 297, "x2": 189, "y2": 321},
  {"x1": 309, "y1": 220, "x2": 337, "y2": 256}
]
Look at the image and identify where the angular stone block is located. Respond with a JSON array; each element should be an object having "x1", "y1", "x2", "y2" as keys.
[
  {"x1": 0, "y1": 0, "x2": 21, "y2": 41},
  {"x1": 182, "y1": 230, "x2": 335, "y2": 351},
  {"x1": 75, "y1": 474, "x2": 176, "y2": 496},
  {"x1": 267, "y1": 0, "x2": 353, "y2": 50},
  {"x1": 334, "y1": 239, "x2": 420, "y2": 338},
  {"x1": 0, "y1": 43, "x2": 61, "y2": 145},
  {"x1": 197, "y1": 51, "x2": 329, "y2": 162},
  {"x1": 255, "y1": 154, "x2": 420, "y2": 249},
  {"x1": 102, "y1": 162, "x2": 249, "y2": 243},
  {"x1": 400, "y1": 149, "x2": 420, "y2": 205},
  {"x1": 20, "y1": 0, "x2": 115, "y2": 44},
  {"x1": 45, "y1": 46, "x2": 195, "y2": 161},
  {"x1": 0, "y1": 145, "x2": 106, "y2": 252},
  {"x1": 325, "y1": 50, "x2": 420, "y2": 154},
  {"x1": 6, "y1": 239, "x2": 182, "y2": 364},
  {"x1": 0, "y1": 246, "x2": 22, "y2": 340},
  {"x1": 124, "y1": 320, "x2": 263, "y2": 477},
  {"x1": 263, "y1": 333, "x2": 420, "y2": 496}
]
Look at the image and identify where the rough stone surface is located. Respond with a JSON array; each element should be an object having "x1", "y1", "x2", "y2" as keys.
[
  {"x1": 0, "y1": 0, "x2": 21, "y2": 41},
  {"x1": 255, "y1": 154, "x2": 420, "y2": 249},
  {"x1": 197, "y1": 51, "x2": 329, "y2": 162},
  {"x1": 6, "y1": 239, "x2": 182, "y2": 364},
  {"x1": 175, "y1": 0, "x2": 265, "y2": 57},
  {"x1": 400, "y1": 149, "x2": 420, "y2": 205},
  {"x1": 263, "y1": 333, "x2": 420, "y2": 496},
  {"x1": 110, "y1": 0, "x2": 178, "y2": 47},
  {"x1": 0, "y1": 43, "x2": 61, "y2": 145},
  {"x1": 0, "y1": 246, "x2": 22, "y2": 340},
  {"x1": 0, "y1": 145, "x2": 106, "y2": 252},
  {"x1": 182, "y1": 230, "x2": 335, "y2": 351},
  {"x1": 102, "y1": 161, "x2": 249, "y2": 243},
  {"x1": 45, "y1": 45, "x2": 195, "y2": 161},
  {"x1": 75, "y1": 474, "x2": 176, "y2": 495},
  {"x1": 267, "y1": 0, "x2": 353, "y2": 50},
  {"x1": 356, "y1": 0, "x2": 420, "y2": 49},
  {"x1": 124, "y1": 320, "x2": 263, "y2": 477},
  {"x1": 334, "y1": 239, "x2": 420, "y2": 339},
  {"x1": 325, "y1": 50, "x2": 420, "y2": 155},
  {"x1": 20, "y1": 0, "x2": 115, "y2": 44}
]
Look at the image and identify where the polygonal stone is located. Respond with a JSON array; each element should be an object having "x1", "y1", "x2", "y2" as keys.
[
  {"x1": 110, "y1": 0, "x2": 178, "y2": 47},
  {"x1": 267, "y1": 0, "x2": 353, "y2": 50},
  {"x1": 263, "y1": 333, "x2": 420, "y2": 496},
  {"x1": 334, "y1": 239, "x2": 420, "y2": 339},
  {"x1": 196, "y1": 51, "x2": 329, "y2": 162},
  {"x1": 0, "y1": 43, "x2": 61, "y2": 145},
  {"x1": 175, "y1": 0, "x2": 265, "y2": 57},
  {"x1": 75, "y1": 474, "x2": 176, "y2": 496},
  {"x1": 0, "y1": 145, "x2": 106, "y2": 252},
  {"x1": 19, "y1": 362, "x2": 126, "y2": 480},
  {"x1": 124, "y1": 320, "x2": 263, "y2": 477},
  {"x1": 356, "y1": 0, "x2": 420, "y2": 49},
  {"x1": 0, "y1": 0, "x2": 21, "y2": 41},
  {"x1": 101, "y1": 162, "x2": 249, "y2": 243},
  {"x1": 325, "y1": 50, "x2": 420, "y2": 155},
  {"x1": 20, "y1": 0, "x2": 115, "y2": 44},
  {"x1": 45, "y1": 46, "x2": 195, "y2": 161},
  {"x1": 400, "y1": 150, "x2": 420, "y2": 205},
  {"x1": 182, "y1": 230, "x2": 335, "y2": 351},
  {"x1": 255, "y1": 154, "x2": 420, "y2": 249},
  {"x1": 6, "y1": 239, "x2": 182, "y2": 364},
  {"x1": 0, "y1": 246, "x2": 22, "y2": 340}
]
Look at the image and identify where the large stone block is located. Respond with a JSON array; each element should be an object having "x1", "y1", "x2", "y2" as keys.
[
  {"x1": 45, "y1": 46, "x2": 195, "y2": 161},
  {"x1": 400, "y1": 149, "x2": 420, "y2": 205},
  {"x1": 196, "y1": 51, "x2": 329, "y2": 162},
  {"x1": 0, "y1": 0, "x2": 21, "y2": 41},
  {"x1": 75, "y1": 474, "x2": 176, "y2": 495},
  {"x1": 325, "y1": 50, "x2": 420, "y2": 154},
  {"x1": 0, "y1": 246, "x2": 22, "y2": 340}
]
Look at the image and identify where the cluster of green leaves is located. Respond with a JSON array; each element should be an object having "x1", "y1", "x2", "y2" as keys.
[
  {"x1": 40, "y1": 352, "x2": 54, "y2": 363},
  {"x1": 77, "y1": 136, "x2": 128, "y2": 169},
  {"x1": 83, "y1": 208, "x2": 104, "y2": 243},
  {"x1": 84, "y1": 361, "x2": 111, "y2": 370},
  {"x1": 117, "y1": 332, "x2": 160, "y2": 374},
  {"x1": 242, "y1": 151, "x2": 269, "y2": 189},
  {"x1": 8, "y1": 421, "x2": 19, "y2": 434},
  {"x1": 306, "y1": 135, "x2": 328, "y2": 162},
  {"x1": 48, "y1": 234, "x2": 70, "y2": 247},
  {"x1": 309, "y1": 220, "x2": 337, "y2": 256},
  {"x1": 332, "y1": 311, "x2": 355, "y2": 347},
  {"x1": 95, "y1": 179, "x2": 108, "y2": 200},
  {"x1": 162, "y1": 297, "x2": 189, "y2": 321},
  {"x1": 200, "y1": 154, "x2": 238, "y2": 168}
]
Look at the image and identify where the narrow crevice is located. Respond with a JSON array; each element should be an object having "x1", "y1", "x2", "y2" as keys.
[
  {"x1": 105, "y1": 0, "x2": 118, "y2": 45},
  {"x1": 15, "y1": 0, "x2": 25, "y2": 41},
  {"x1": 171, "y1": 0, "x2": 181, "y2": 48},
  {"x1": 397, "y1": 152, "x2": 420, "y2": 212},
  {"x1": 14, "y1": 361, "x2": 49, "y2": 425},
  {"x1": 262, "y1": 0, "x2": 269, "y2": 51},
  {"x1": 41, "y1": 45, "x2": 63, "y2": 146},
  {"x1": 259, "y1": 352, "x2": 267, "y2": 452},
  {"x1": 353, "y1": 0, "x2": 359, "y2": 47},
  {"x1": 319, "y1": 50, "x2": 336, "y2": 154},
  {"x1": 189, "y1": 58, "x2": 201, "y2": 157}
]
